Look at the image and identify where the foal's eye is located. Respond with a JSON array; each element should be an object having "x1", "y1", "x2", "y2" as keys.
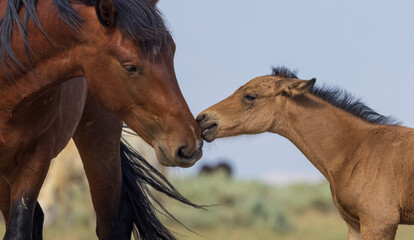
[
  {"x1": 123, "y1": 65, "x2": 138, "y2": 73},
  {"x1": 243, "y1": 94, "x2": 256, "y2": 101}
]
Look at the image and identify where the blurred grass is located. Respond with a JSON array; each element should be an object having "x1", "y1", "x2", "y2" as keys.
[{"x1": 1, "y1": 173, "x2": 413, "y2": 239}]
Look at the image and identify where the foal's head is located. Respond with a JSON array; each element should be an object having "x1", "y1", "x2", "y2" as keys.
[
  {"x1": 197, "y1": 67, "x2": 315, "y2": 142},
  {"x1": 76, "y1": 0, "x2": 202, "y2": 167}
]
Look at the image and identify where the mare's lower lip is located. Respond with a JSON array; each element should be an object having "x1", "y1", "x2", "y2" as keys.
[{"x1": 158, "y1": 146, "x2": 175, "y2": 166}]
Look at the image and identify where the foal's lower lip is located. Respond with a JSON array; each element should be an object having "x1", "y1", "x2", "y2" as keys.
[{"x1": 201, "y1": 124, "x2": 217, "y2": 137}]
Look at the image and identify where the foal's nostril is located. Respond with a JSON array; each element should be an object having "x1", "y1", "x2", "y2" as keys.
[{"x1": 196, "y1": 114, "x2": 206, "y2": 123}]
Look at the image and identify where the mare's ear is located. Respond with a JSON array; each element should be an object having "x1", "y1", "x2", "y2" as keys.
[
  {"x1": 95, "y1": 0, "x2": 116, "y2": 28},
  {"x1": 282, "y1": 78, "x2": 316, "y2": 97},
  {"x1": 151, "y1": 0, "x2": 159, "y2": 5}
]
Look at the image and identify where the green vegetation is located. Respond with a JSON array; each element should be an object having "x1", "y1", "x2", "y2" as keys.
[
  {"x1": 163, "y1": 173, "x2": 414, "y2": 240},
  {"x1": 1, "y1": 173, "x2": 413, "y2": 239},
  {"x1": 162, "y1": 174, "x2": 334, "y2": 232}
]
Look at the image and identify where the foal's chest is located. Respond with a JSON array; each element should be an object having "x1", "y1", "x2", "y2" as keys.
[{"x1": 330, "y1": 185, "x2": 361, "y2": 228}]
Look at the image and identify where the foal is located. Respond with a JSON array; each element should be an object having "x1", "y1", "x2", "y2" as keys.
[{"x1": 197, "y1": 67, "x2": 414, "y2": 240}]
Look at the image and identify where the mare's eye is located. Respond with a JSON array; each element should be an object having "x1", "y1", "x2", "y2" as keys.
[
  {"x1": 123, "y1": 65, "x2": 137, "y2": 73},
  {"x1": 244, "y1": 94, "x2": 256, "y2": 101}
]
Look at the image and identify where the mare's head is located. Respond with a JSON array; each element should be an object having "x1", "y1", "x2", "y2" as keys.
[
  {"x1": 77, "y1": 0, "x2": 202, "y2": 167},
  {"x1": 197, "y1": 67, "x2": 315, "y2": 142}
]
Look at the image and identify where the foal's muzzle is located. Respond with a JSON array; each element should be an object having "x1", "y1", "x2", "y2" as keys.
[{"x1": 196, "y1": 113, "x2": 219, "y2": 142}]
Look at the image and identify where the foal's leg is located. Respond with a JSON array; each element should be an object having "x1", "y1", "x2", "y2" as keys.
[
  {"x1": 360, "y1": 216, "x2": 398, "y2": 240},
  {"x1": 347, "y1": 223, "x2": 361, "y2": 240},
  {"x1": 73, "y1": 92, "x2": 123, "y2": 240}
]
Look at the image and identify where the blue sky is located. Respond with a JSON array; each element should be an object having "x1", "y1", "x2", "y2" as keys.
[{"x1": 157, "y1": 1, "x2": 414, "y2": 182}]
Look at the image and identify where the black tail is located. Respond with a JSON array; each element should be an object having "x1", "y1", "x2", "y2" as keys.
[{"x1": 117, "y1": 138, "x2": 203, "y2": 240}]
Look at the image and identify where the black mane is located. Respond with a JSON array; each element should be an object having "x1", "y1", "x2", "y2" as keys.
[
  {"x1": 271, "y1": 66, "x2": 298, "y2": 79},
  {"x1": 271, "y1": 67, "x2": 400, "y2": 126},
  {"x1": 83, "y1": 0, "x2": 170, "y2": 56},
  {"x1": 0, "y1": 0, "x2": 168, "y2": 74},
  {"x1": 311, "y1": 86, "x2": 400, "y2": 125}
]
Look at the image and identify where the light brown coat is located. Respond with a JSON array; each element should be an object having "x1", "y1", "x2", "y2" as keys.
[{"x1": 198, "y1": 69, "x2": 414, "y2": 239}]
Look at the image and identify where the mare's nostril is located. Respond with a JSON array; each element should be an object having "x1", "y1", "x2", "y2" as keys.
[
  {"x1": 177, "y1": 146, "x2": 191, "y2": 159},
  {"x1": 196, "y1": 114, "x2": 206, "y2": 123},
  {"x1": 177, "y1": 144, "x2": 202, "y2": 161}
]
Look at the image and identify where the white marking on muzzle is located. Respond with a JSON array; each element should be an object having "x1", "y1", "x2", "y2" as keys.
[{"x1": 189, "y1": 124, "x2": 202, "y2": 150}]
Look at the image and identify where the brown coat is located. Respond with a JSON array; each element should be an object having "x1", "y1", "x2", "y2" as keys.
[{"x1": 198, "y1": 67, "x2": 414, "y2": 239}]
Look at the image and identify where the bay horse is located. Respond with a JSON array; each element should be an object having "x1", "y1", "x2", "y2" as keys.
[
  {"x1": 197, "y1": 67, "x2": 414, "y2": 240},
  {"x1": 0, "y1": 0, "x2": 203, "y2": 239}
]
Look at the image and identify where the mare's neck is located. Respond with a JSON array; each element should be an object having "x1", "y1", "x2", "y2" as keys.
[{"x1": 272, "y1": 94, "x2": 379, "y2": 181}]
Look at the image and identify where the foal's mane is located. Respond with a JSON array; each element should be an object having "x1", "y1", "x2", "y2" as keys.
[
  {"x1": 272, "y1": 66, "x2": 298, "y2": 79},
  {"x1": 0, "y1": 0, "x2": 168, "y2": 73},
  {"x1": 271, "y1": 67, "x2": 400, "y2": 126}
]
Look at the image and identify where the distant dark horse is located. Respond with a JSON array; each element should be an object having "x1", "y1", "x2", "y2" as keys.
[
  {"x1": 0, "y1": 0, "x2": 203, "y2": 239},
  {"x1": 199, "y1": 162, "x2": 233, "y2": 177}
]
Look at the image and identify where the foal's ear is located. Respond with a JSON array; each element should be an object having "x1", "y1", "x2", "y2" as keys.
[
  {"x1": 282, "y1": 78, "x2": 316, "y2": 97},
  {"x1": 151, "y1": 0, "x2": 159, "y2": 5},
  {"x1": 95, "y1": 0, "x2": 116, "y2": 28}
]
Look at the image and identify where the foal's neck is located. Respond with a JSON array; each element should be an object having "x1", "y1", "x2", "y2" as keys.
[{"x1": 272, "y1": 94, "x2": 382, "y2": 181}]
